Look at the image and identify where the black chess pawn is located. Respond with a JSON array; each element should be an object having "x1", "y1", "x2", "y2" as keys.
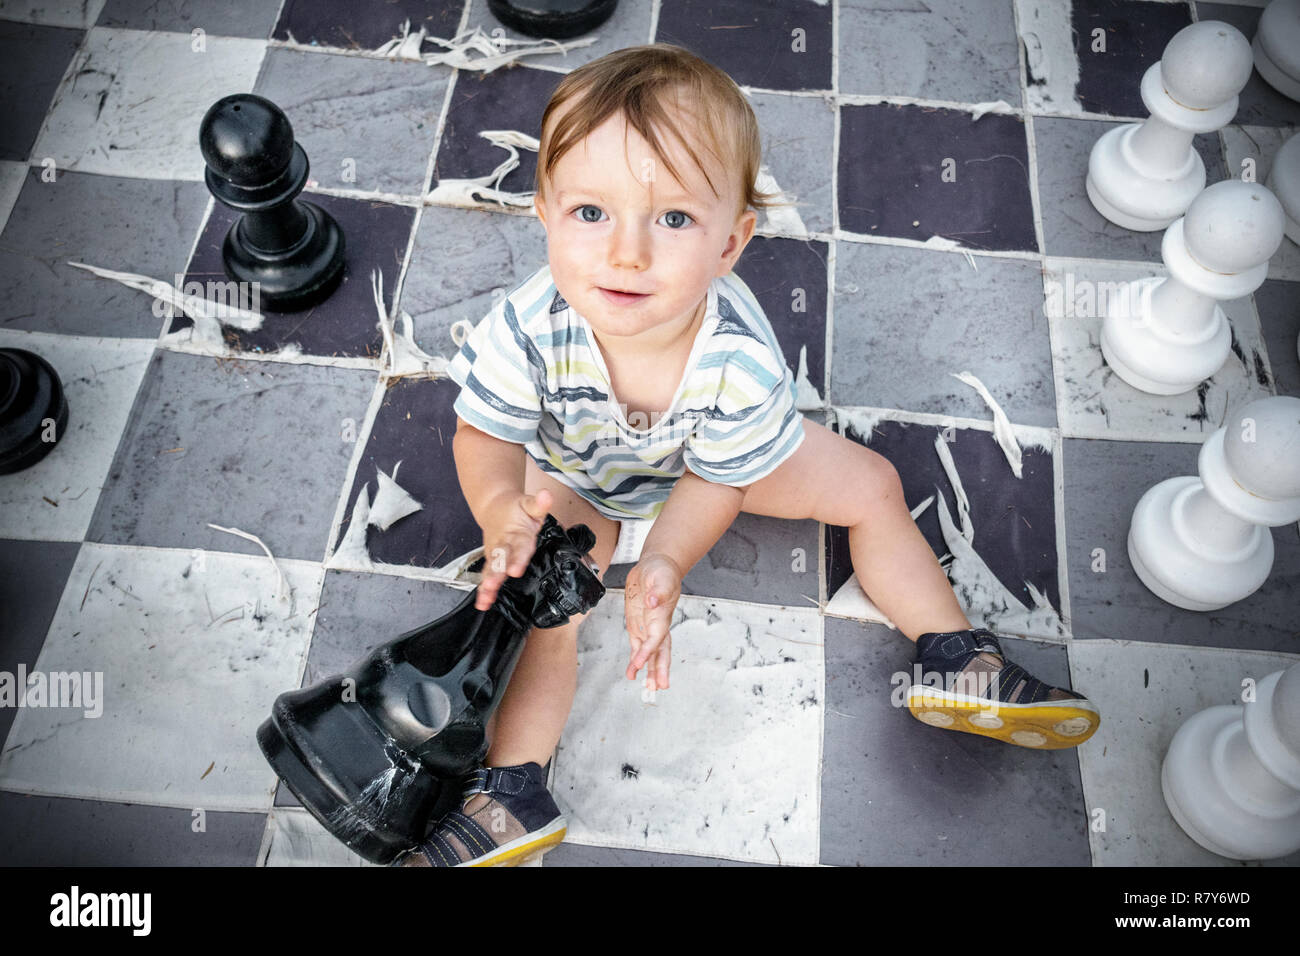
[
  {"x1": 0, "y1": 348, "x2": 69, "y2": 475},
  {"x1": 199, "y1": 94, "x2": 345, "y2": 312},
  {"x1": 487, "y1": 0, "x2": 617, "y2": 39}
]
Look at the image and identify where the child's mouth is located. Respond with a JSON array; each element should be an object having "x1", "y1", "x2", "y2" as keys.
[{"x1": 599, "y1": 288, "x2": 649, "y2": 305}]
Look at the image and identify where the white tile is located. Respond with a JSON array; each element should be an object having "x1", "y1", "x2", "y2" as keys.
[
  {"x1": 1016, "y1": 0, "x2": 1085, "y2": 116},
  {"x1": 1045, "y1": 257, "x2": 1274, "y2": 442},
  {"x1": 0, "y1": 0, "x2": 106, "y2": 28},
  {"x1": 1070, "y1": 640, "x2": 1299, "y2": 866},
  {"x1": 0, "y1": 160, "x2": 28, "y2": 234},
  {"x1": 1220, "y1": 126, "x2": 1300, "y2": 283},
  {"x1": 260, "y1": 808, "x2": 377, "y2": 867},
  {"x1": 0, "y1": 330, "x2": 154, "y2": 541},
  {"x1": 31, "y1": 27, "x2": 265, "y2": 181},
  {"x1": 0, "y1": 542, "x2": 323, "y2": 812},
  {"x1": 554, "y1": 594, "x2": 823, "y2": 865}
]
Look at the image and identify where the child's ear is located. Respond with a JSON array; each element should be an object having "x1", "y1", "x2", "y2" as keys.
[
  {"x1": 718, "y1": 208, "x2": 757, "y2": 274},
  {"x1": 533, "y1": 193, "x2": 547, "y2": 230}
]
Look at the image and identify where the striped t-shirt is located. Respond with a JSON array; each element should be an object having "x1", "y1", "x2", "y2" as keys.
[{"x1": 447, "y1": 263, "x2": 805, "y2": 521}]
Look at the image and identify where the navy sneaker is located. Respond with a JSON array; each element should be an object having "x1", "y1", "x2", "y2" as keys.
[
  {"x1": 906, "y1": 628, "x2": 1100, "y2": 749},
  {"x1": 397, "y1": 762, "x2": 566, "y2": 867}
]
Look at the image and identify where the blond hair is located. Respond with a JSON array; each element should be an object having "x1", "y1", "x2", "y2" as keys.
[{"x1": 535, "y1": 43, "x2": 785, "y2": 219}]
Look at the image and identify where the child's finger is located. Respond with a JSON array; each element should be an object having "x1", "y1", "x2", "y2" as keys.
[
  {"x1": 654, "y1": 634, "x2": 671, "y2": 690},
  {"x1": 625, "y1": 616, "x2": 646, "y2": 680},
  {"x1": 507, "y1": 540, "x2": 535, "y2": 576},
  {"x1": 476, "y1": 573, "x2": 502, "y2": 610},
  {"x1": 624, "y1": 573, "x2": 648, "y2": 679},
  {"x1": 630, "y1": 593, "x2": 671, "y2": 673},
  {"x1": 519, "y1": 487, "x2": 552, "y2": 523}
]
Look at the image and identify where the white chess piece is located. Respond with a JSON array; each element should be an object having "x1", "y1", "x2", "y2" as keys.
[
  {"x1": 1267, "y1": 132, "x2": 1300, "y2": 246},
  {"x1": 1099, "y1": 180, "x2": 1285, "y2": 395},
  {"x1": 1128, "y1": 395, "x2": 1300, "y2": 611},
  {"x1": 1162, "y1": 660, "x2": 1300, "y2": 860},
  {"x1": 1253, "y1": 0, "x2": 1300, "y2": 102},
  {"x1": 1087, "y1": 21, "x2": 1253, "y2": 231}
]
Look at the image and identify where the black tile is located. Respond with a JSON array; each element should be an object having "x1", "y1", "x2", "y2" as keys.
[
  {"x1": 273, "y1": 0, "x2": 465, "y2": 50},
  {"x1": 1073, "y1": 0, "x2": 1193, "y2": 118},
  {"x1": 430, "y1": 64, "x2": 564, "y2": 195},
  {"x1": 175, "y1": 193, "x2": 417, "y2": 358},
  {"x1": 0, "y1": 539, "x2": 81, "y2": 750},
  {"x1": 655, "y1": 0, "x2": 833, "y2": 92},
  {"x1": 1034, "y1": 115, "x2": 1228, "y2": 262},
  {"x1": 98, "y1": 0, "x2": 282, "y2": 39},
  {"x1": 826, "y1": 417, "x2": 1060, "y2": 617},
  {"x1": 335, "y1": 377, "x2": 478, "y2": 569},
  {"x1": 0, "y1": 791, "x2": 265, "y2": 865},
  {"x1": 1064, "y1": 436, "x2": 1300, "y2": 652},
  {"x1": 820, "y1": 618, "x2": 1090, "y2": 866},
  {"x1": 0, "y1": 168, "x2": 212, "y2": 338},
  {"x1": 1256, "y1": 279, "x2": 1300, "y2": 398},
  {"x1": 735, "y1": 235, "x2": 827, "y2": 394},
  {"x1": 0, "y1": 21, "x2": 83, "y2": 162},
  {"x1": 838, "y1": 104, "x2": 1037, "y2": 253},
  {"x1": 85, "y1": 351, "x2": 376, "y2": 561}
]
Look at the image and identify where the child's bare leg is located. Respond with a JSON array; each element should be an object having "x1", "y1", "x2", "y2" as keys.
[
  {"x1": 485, "y1": 614, "x2": 582, "y2": 768},
  {"x1": 844, "y1": 460, "x2": 972, "y2": 641},
  {"x1": 737, "y1": 418, "x2": 969, "y2": 641},
  {"x1": 481, "y1": 452, "x2": 618, "y2": 768},
  {"x1": 738, "y1": 419, "x2": 1097, "y2": 748}
]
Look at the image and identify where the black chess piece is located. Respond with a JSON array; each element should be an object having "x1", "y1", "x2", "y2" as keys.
[
  {"x1": 257, "y1": 514, "x2": 606, "y2": 864},
  {"x1": 199, "y1": 94, "x2": 345, "y2": 312},
  {"x1": 0, "y1": 348, "x2": 69, "y2": 475},
  {"x1": 487, "y1": 0, "x2": 618, "y2": 39}
]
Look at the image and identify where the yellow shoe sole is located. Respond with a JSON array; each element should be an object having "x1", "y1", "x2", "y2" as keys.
[
  {"x1": 465, "y1": 821, "x2": 567, "y2": 867},
  {"x1": 906, "y1": 686, "x2": 1100, "y2": 749}
]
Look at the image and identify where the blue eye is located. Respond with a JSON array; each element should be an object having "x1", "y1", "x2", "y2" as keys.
[
  {"x1": 577, "y1": 205, "x2": 605, "y2": 223},
  {"x1": 660, "y1": 210, "x2": 692, "y2": 229}
]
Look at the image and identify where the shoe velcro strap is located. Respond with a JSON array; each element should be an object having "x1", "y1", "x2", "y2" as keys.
[
  {"x1": 461, "y1": 768, "x2": 491, "y2": 798},
  {"x1": 462, "y1": 765, "x2": 530, "y2": 798},
  {"x1": 420, "y1": 830, "x2": 461, "y2": 867},
  {"x1": 1000, "y1": 667, "x2": 1053, "y2": 704},
  {"x1": 443, "y1": 811, "x2": 496, "y2": 855},
  {"x1": 993, "y1": 661, "x2": 1034, "y2": 703},
  {"x1": 930, "y1": 628, "x2": 1002, "y2": 663}
]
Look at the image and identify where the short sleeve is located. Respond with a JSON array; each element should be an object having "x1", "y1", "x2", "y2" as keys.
[
  {"x1": 446, "y1": 296, "x2": 543, "y2": 445},
  {"x1": 683, "y1": 351, "x2": 805, "y2": 487}
]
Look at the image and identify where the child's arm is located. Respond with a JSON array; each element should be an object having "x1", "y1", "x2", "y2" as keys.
[
  {"x1": 453, "y1": 416, "x2": 553, "y2": 610},
  {"x1": 640, "y1": 472, "x2": 745, "y2": 575},
  {"x1": 625, "y1": 473, "x2": 746, "y2": 688},
  {"x1": 452, "y1": 415, "x2": 527, "y2": 523}
]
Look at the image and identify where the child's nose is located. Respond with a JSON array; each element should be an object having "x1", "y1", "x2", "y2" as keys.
[{"x1": 607, "y1": 221, "x2": 650, "y2": 270}]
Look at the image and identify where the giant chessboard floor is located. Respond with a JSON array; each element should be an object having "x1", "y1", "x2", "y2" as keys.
[{"x1": 1, "y1": 0, "x2": 1298, "y2": 868}]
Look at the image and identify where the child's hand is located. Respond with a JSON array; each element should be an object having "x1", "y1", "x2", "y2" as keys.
[
  {"x1": 624, "y1": 552, "x2": 683, "y2": 692},
  {"x1": 476, "y1": 488, "x2": 554, "y2": 612}
]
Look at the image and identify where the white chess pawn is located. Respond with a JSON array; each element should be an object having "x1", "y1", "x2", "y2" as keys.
[
  {"x1": 1267, "y1": 132, "x2": 1300, "y2": 245},
  {"x1": 1100, "y1": 180, "x2": 1285, "y2": 395},
  {"x1": 1254, "y1": 0, "x2": 1300, "y2": 102},
  {"x1": 1162, "y1": 660, "x2": 1300, "y2": 860},
  {"x1": 1087, "y1": 21, "x2": 1253, "y2": 231},
  {"x1": 1128, "y1": 395, "x2": 1300, "y2": 611}
]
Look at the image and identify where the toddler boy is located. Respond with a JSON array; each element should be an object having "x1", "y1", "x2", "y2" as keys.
[{"x1": 401, "y1": 43, "x2": 1099, "y2": 867}]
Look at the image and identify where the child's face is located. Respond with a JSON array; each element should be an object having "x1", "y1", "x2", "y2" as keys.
[{"x1": 534, "y1": 106, "x2": 756, "y2": 348}]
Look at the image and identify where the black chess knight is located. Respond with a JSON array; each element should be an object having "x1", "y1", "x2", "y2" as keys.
[
  {"x1": 199, "y1": 94, "x2": 345, "y2": 312},
  {"x1": 257, "y1": 514, "x2": 606, "y2": 865}
]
